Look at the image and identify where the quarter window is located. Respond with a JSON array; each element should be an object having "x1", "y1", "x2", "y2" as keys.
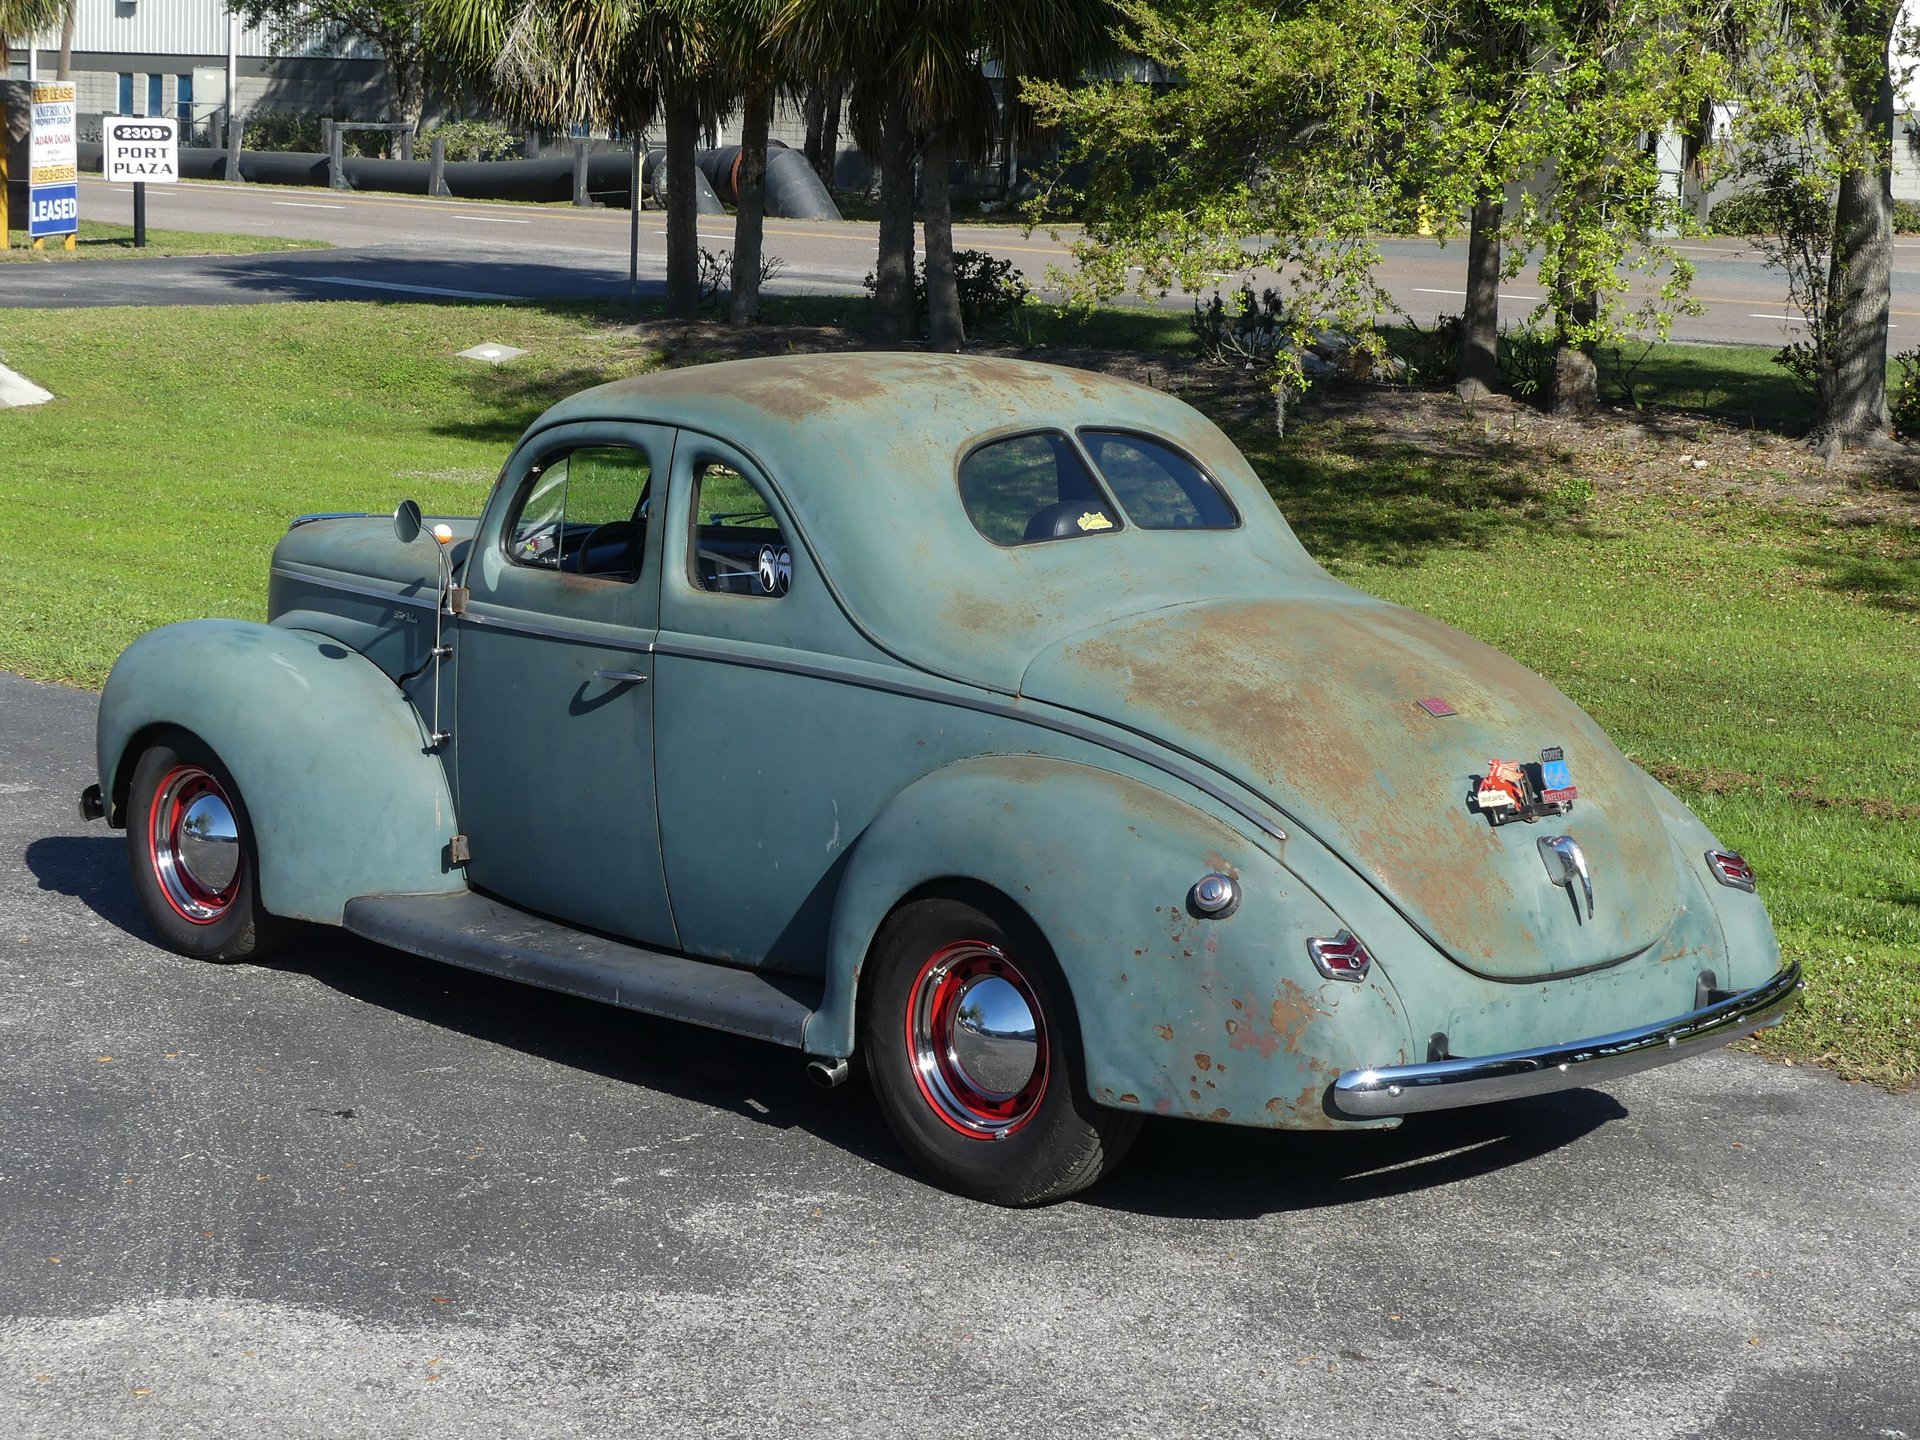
[
  {"x1": 505, "y1": 445, "x2": 651, "y2": 581},
  {"x1": 688, "y1": 461, "x2": 792, "y2": 598},
  {"x1": 1079, "y1": 430, "x2": 1238, "y2": 530},
  {"x1": 958, "y1": 431, "x2": 1120, "y2": 546}
]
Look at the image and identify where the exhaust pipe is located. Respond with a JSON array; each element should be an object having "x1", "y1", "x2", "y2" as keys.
[{"x1": 806, "y1": 1057, "x2": 849, "y2": 1090}]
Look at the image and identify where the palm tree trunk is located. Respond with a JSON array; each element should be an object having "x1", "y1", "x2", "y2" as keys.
[
  {"x1": 664, "y1": 83, "x2": 700, "y2": 322},
  {"x1": 923, "y1": 134, "x2": 963, "y2": 348},
  {"x1": 871, "y1": 100, "x2": 917, "y2": 342},
  {"x1": 1456, "y1": 189, "x2": 1501, "y2": 400},
  {"x1": 56, "y1": 0, "x2": 74, "y2": 79},
  {"x1": 817, "y1": 78, "x2": 842, "y2": 188},
  {"x1": 731, "y1": 82, "x2": 770, "y2": 326}
]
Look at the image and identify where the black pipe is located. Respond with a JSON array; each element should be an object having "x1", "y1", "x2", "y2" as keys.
[{"x1": 75, "y1": 139, "x2": 836, "y2": 216}]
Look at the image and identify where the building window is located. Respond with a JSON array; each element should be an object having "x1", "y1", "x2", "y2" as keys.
[
  {"x1": 176, "y1": 73, "x2": 193, "y2": 124},
  {"x1": 146, "y1": 73, "x2": 163, "y2": 116},
  {"x1": 117, "y1": 73, "x2": 133, "y2": 113}
]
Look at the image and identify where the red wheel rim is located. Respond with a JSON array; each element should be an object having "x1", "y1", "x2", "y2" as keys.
[
  {"x1": 905, "y1": 940, "x2": 1049, "y2": 1138},
  {"x1": 147, "y1": 764, "x2": 242, "y2": 925}
]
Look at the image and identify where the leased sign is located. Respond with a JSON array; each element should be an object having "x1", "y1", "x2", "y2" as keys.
[
  {"x1": 28, "y1": 81, "x2": 79, "y2": 240},
  {"x1": 103, "y1": 116, "x2": 181, "y2": 184}
]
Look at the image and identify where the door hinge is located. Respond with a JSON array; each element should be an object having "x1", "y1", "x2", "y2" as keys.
[
  {"x1": 449, "y1": 834, "x2": 471, "y2": 865},
  {"x1": 446, "y1": 585, "x2": 470, "y2": 616}
]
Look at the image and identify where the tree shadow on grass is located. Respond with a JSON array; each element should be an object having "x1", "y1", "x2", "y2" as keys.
[
  {"x1": 1789, "y1": 543, "x2": 1920, "y2": 617},
  {"x1": 1238, "y1": 409, "x2": 1608, "y2": 568}
]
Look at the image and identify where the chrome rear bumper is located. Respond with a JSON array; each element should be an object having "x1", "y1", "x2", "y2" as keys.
[{"x1": 1331, "y1": 963, "x2": 1802, "y2": 1119}]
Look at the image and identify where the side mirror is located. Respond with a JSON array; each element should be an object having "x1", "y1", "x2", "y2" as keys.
[{"x1": 394, "y1": 499, "x2": 423, "y2": 545}]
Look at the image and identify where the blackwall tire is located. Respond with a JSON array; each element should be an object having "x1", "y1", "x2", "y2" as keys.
[
  {"x1": 863, "y1": 897, "x2": 1139, "y2": 1206},
  {"x1": 125, "y1": 732, "x2": 287, "y2": 963}
]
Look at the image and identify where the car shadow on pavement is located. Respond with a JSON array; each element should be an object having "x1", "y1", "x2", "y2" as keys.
[
  {"x1": 23, "y1": 834, "x2": 152, "y2": 936},
  {"x1": 1092, "y1": 1089, "x2": 1628, "y2": 1220},
  {"x1": 30, "y1": 832, "x2": 1631, "y2": 1214}
]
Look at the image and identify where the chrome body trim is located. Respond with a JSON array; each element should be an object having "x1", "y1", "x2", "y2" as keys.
[
  {"x1": 1331, "y1": 962, "x2": 1803, "y2": 1118},
  {"x1": 288, "y1": 512, "x2": 375, "y2": 530},
  {"x1": 269, "y1": 565, "x2": 438, "y2": 611}
]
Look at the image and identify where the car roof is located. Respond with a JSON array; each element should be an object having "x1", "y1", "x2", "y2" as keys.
[{"x1": 531, "y1": 353, "x2": 1326, "y2": 694}]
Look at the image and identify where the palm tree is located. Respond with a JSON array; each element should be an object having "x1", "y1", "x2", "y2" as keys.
[
  {"x1": 0, "y1": 0, "x2": 63, "y2": 73},
  {"x1": 428, "y1": 0, "x2": 724, "y2": 320},
  {"x1": 776, "y1": 0, "x2": 1120, "y2": 347}
]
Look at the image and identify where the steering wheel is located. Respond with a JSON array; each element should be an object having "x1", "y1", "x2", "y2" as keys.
[{"x1": 566, "y1": 521, "x2": 638, "y2": 577}]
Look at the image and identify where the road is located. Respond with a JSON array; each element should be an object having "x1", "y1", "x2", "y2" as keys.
[
  {"x1": 2, "y1": 669, "x2": 1916, "y2": 1439},
  {"x1": 1, "y1": 173, "x2": 1916, "y2": 347}
]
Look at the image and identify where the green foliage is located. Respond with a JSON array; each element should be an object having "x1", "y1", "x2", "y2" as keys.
[
  {"x1": 1498, "y1": 324, "x2": 1556, "y2": 397},
  {"x1": 1190, "y1": 286, "x2": 1293, "y2": 367},
  {"x1": 1031, "y1": 0, "x2": 1723, "y2": 406},
  {"x1": 1889, "y1": 348, "x2": 1920, "y2": 437},
  {"x1": 419, "y1": 117, "x2": 519, "y2": 161},
  {"x1": 1707, "y1": 189, "x2": 1778, "y2": 237}
]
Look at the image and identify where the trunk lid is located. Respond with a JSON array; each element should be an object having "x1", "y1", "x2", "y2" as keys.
[{"x1": 1020, "y1": 595, "x2": 1680, "y2": 980}]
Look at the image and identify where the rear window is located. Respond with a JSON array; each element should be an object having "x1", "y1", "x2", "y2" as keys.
[
  {"x1": 1080, "y1": 430, "x2": 1238, "y2": 530},
  {"x1": 958, "y1": 431, "x2": 1121, "y2": 546}
]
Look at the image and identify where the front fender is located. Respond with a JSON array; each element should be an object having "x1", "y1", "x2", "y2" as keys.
[
  {"x1": 811, "y1": 755, "x2": 1411, "y2": 1129},
  {"x1": 98, "y1": 620, "x2": 464, "y2": 924}
]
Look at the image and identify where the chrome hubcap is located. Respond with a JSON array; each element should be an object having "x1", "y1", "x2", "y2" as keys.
[
  {"x1": 149, "y1": 765, "x2": 242, "y2": 924},
  {"x1": 907, "y1": 941, "x2": 1049, "y2": 1138}
]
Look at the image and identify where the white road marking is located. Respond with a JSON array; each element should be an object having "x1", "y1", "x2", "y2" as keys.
[
  {"x1": 273, "y1": 201, "x2": 345, "y2": 211},
  {"x1": 1411, "y1": 286, "x2": 1542, "y2": 301},
  {"x1": 453, "y1": 214, "x2": 531, "y2": 225},
  {"x1": 305, "y1": 276, "x2": 520, "y2": 301},
  {"x1": 1749, "y1": 313, "x2": 1797, "y2": 321}
]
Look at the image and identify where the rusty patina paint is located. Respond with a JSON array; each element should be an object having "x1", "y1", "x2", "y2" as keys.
[{"x1": 1026, "y1": 594, "x2": 1682, "y2": 981}]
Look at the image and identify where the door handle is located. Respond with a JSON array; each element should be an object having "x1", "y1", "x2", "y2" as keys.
[{"x1": 593, "y1": 668, "x2": 650, "y2": 685}]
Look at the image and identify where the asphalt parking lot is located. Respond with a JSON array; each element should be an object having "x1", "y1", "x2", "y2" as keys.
[{"x1": 2, "y1": 669, "x2": 1915, "y2": 1439}]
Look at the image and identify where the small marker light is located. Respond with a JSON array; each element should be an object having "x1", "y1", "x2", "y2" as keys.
[
  {"x1": 433, "y1": 523, "x2": 455, "y2": 544},
  {"x1": 1307, "y1": 931, "x2": 1372, "y2": 983},
  {"x1": 1706, "y1": 851, "x2": 1756, "y2": 892}
]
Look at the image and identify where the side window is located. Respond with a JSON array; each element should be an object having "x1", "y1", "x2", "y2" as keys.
[
  {"x1": 958, "y1": 431, "x2": 1121, "y2": 546},
  {"x1": 1080, "y1": 430, "x2": 1238, "y2": 530},
  {"x1": 687, "y1": 461, "x2": 792, "y2": 598},
  {"x1": 506, "y1": 444, "x2": 651, "y2": 581}
]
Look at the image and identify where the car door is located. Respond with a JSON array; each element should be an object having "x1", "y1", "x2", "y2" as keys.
[{"x1": 454, "y1": 421, "x2": 678, "y2": 948}]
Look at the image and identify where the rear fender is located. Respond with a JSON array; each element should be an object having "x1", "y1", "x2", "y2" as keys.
[
  {"x1": 99, "y1": 620, "x2": 465, "y2": 924},
  {"x1": 811, "y1": 755, "x2": 1410, "y2": 1129}
]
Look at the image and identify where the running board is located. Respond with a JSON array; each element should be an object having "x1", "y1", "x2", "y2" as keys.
[{"x1": 342, "y1": 892, "x2": 820, "y2": 1049}]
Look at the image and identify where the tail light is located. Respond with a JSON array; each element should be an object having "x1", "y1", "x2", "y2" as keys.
[
  {"x1": 1307, "y1": 931, "x2": 1372, "y2": 982},
  {"x1": 1706, "y1": 851, "x2": 1757, "y2": 892}
]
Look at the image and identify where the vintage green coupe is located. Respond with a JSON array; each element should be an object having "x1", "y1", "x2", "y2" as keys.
[{"x1": 82, "y1": 354, "x2": 1798, "y2": 1204}]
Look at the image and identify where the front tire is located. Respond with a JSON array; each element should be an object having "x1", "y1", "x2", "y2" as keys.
[
  {"x1": 863, "y1": 897, "x2": 1140, "y2": 1205},
  {"x1": 125, "y1": 733, "x2": 285, "y2": 963}
]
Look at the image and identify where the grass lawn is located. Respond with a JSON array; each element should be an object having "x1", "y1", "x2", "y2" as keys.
[
  {"x1": 2, "y1": 221, "x2": 328, "y2": 261},
  {"x1": 0, "y1": 298, "x2": 1911, "y2": 1087}
]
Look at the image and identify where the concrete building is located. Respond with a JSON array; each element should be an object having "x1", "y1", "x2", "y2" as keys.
[{"x1": 1, "y1": 1, "x2": 383, "y2": 142}]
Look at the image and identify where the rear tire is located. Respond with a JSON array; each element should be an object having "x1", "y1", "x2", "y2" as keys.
[
  {"x1": 125, "y1": 733, "x2": 286, "y2": 963},
  {"x1": 863, "y1": 897, "x2": 1139, "y2": 1205}
]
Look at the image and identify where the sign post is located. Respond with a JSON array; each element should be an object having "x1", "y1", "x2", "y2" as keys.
[
  {"x1": 28, "y1": 81, "x2": 77, "y2": 252},
  {"x1": 103, "y1": 115, "x2": 179, "y2": 248}
]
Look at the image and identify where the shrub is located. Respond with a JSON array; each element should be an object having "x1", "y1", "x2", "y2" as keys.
[
  {"x1": 861, "y1": 249, "x2": 1032, "y2": 333},
  {"x1": 1895, "y1": 199, "x2": 1920, "y2": 235},
  {"x1": 1707, "y1": 188, "x2": 1777, "y2": 237},
  {"x1": 1189, "y1": 284, "x2": 1290, "y2": 364},
  {"x1": 1890, "y1": 348, "x2": 1920, "y2": 437},
  {"x1": 420, "y1": 119, "x2": 519, "y2": 163},
  {"x1": 1497, "y1": 324, "x2": 1556, "y2": 397}
]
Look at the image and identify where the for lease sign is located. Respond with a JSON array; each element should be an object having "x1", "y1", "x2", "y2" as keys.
[
  {"x1": 103, "y1": 116, "x2": 180, "y2": 184},
  {"x1": 29, "y1": 82, "x2": 79, "y2": 237}
]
